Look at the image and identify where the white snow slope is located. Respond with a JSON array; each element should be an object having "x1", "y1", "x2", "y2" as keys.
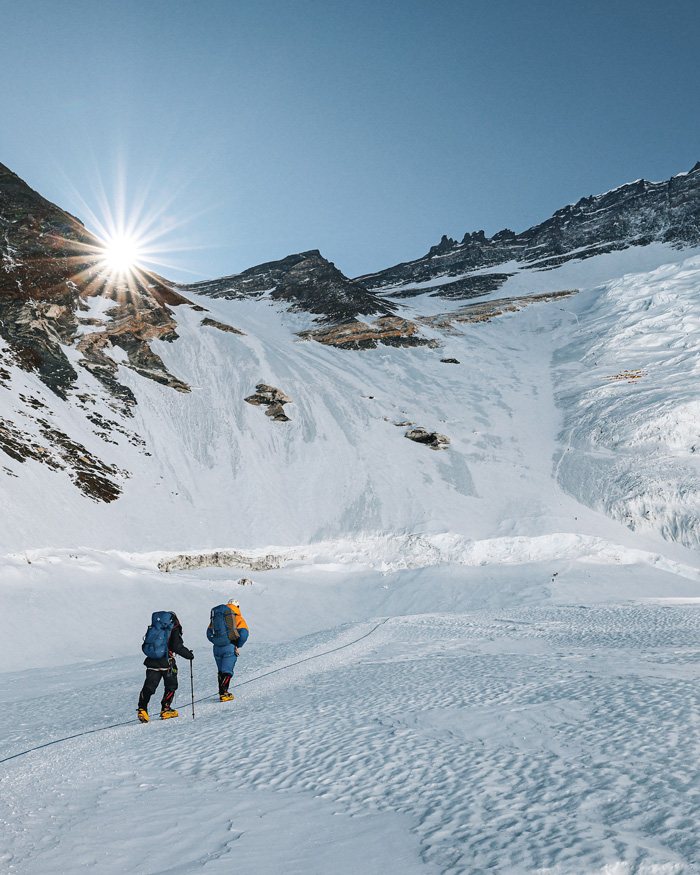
[{"x1": 5, "y1": 243, "x2": 700, "y2": 873}]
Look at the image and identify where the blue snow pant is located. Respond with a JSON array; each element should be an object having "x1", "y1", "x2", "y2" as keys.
[
  {"x1": 213, "y1": 643, "x2": 237, "y2": 674},
  {"x1": 213, "y1": 643, "x2": 237, "y2": 695}
]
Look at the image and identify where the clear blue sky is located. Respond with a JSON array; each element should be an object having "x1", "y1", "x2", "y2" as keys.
[{"x1": 1, "y1": 0, "x2": 699, "y2": 281}]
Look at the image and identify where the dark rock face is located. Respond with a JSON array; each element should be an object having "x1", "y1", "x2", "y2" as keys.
[
  {"x1": 0, "y1": 414, "x2": 128, "y2": 501},
  {"x1": 0, "y1": 161, "x2": 194, "y2": 502},
  {"x1": 357, "y1": 163, "x2": 700, "y2": 298},
  {"x1": 0, "y1": 162, "x2": 190, "y2": 408},
  {"x1": 387, "y1": 272, "x2": 513, "y2": 301},
  {"x1": 179, "y1": 250, "x2": 396, "y2": 324}
]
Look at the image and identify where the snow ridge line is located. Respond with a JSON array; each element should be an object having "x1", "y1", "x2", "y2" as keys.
[
  {"x1": 0, "y1": 619, "x2": 389, "y2": 766},
  {"x1": 6, "y1": 533, "x2": 700, "y2": 580}
]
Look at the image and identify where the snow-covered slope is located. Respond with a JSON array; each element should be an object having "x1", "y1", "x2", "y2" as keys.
[
  {"x1": 3, "y1": 161, "x2": 700, "y2": 561},
  {"x1": 6, "y1": 166, "x2": 700, "y2": 874},
  {"x1": 555, "y1": 254, "x2": 700, "y2": 549},
  {"x1": 2, "y1": 239, "x2": 699, "y2": 560}
]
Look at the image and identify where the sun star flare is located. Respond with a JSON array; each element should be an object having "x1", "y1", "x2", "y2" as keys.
[{"x1": 100, "y1": 233, "x2": 144, "y2": 276}]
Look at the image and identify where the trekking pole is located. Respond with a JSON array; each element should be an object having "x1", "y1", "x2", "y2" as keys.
[{"x1": 190, "y1": 659, "x2": 195, "y2": 720}]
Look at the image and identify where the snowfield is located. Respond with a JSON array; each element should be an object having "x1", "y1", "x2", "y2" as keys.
[
  {"x1": 4, "y1": 551, "x2": 700, "y2": 874},
  {"x1": 5, "y1": 243, "x2": 700, "y2": 872}
]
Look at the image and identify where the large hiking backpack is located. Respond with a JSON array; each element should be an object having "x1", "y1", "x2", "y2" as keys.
[
  {"x1": 142, "y1": 611, "x2": 175, "y2": 659},
  {"x1": 210, "y1": 604, "x2": 240, "y2": 647}
]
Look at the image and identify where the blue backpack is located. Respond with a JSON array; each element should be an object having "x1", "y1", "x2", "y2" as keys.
[
  {"x1": 142, "y1": 611, "x2": 175, "y2": 659},
  {"x1": 209, "y1": 604, "x2": 239, "y2": 647}
]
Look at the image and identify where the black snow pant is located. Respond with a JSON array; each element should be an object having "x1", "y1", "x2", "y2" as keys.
[
  {"x1": 138, "y1": 667, "x2": 178, "y2": 712},
  {"x1": 218, "y1": 671, "x2": 232, "y2": 695}
]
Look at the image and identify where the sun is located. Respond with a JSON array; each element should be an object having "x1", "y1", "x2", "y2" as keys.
[{"x1": 100, "y1": 233, "x2": 144, "y2": 276}]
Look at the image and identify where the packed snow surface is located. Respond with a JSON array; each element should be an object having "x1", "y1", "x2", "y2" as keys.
[{"x1": 4, "y1": 550, "x2": 700, "y2": 874}]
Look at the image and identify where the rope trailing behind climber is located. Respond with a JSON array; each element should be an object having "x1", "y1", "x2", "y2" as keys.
[{"x1": 0, "y1": 619, "x2": 388, "y2": 764}]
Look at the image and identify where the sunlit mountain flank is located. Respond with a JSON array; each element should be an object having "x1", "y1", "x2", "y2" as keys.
[{"x1": 4, "y1": 161, "x2": 700, "y2": 874}]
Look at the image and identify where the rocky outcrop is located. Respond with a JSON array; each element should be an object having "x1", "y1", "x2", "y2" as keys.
[
  {"x1": 356, "y1": 163, "x2": 700, "y2": 298},
  {"x1": 0, "y1": 414, "x2": 128, "y2": 501},
  {"x1": 421, "y1": 290, "x2": 578, "y2": 331},
  {"x1": 244, "y1": 384, "x2": 293, "y2": 421},
  {"x1": 297, "y1": 315, "x2": 438, "y2": 350},
  {"x1": 158, "y1": 550, "x2": 289, "y2": 573},
  {"x1": 386, "y1": 272, "x2": 513, "y2": 301},
  {"x1": 179, "y1": 250, "x2": 395, "y2": 324},
  {"x1": 0, "y1": 161, "x2": 190, "y2": 408},
  {"x1": 75, "y1": 299, "x2": 190, "y2": 406},
  {"x1": 405, "y1": 427, "x2": 451, "y2": 450},
  {"x1": 201, "y1": 317, "x2": 245, "y2": 335},
  {"x1": 0, "y1": 161, "x2": 196, "y2": 500}
]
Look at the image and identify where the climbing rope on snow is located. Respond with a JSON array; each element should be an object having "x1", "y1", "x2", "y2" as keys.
[
  {"x1": 0, "y1": 618, "x2": 389, "y2": 765},
  {"x1": 192, "y1": 617, "x2": 389, "y2": 706},
  {"x1": 0, "y1": 721, "x2": 137, "y2": 764}
]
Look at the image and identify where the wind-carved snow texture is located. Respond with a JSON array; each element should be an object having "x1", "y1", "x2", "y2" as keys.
[
  {"x1": 554, "y1": 254, "x2": 700, "y2": 550},
  {"x1": 5, "y1": 563, "x2": 700, "y2": 875}
]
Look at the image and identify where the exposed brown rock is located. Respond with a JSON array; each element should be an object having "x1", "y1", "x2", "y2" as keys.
[
  {"x1": 201, "y1": 317, "x2": 245, "y2": 335},
  {"x1": 244, "y1": 383, "x2": 293, "y2": 421},
  {"x1": 0, "y1": 417, "x2": 64, "y2": 468},
  {"x1": 0, "y1": 355, "x2": 10, "y2": 388},
  {"x1": 0, "y1": 414, "x2": 127, "y2": 501},
  {"x1": 297, "y1": 316, "x2": 437, "y2": 350},
  {"x1": 75, "y1": 301, "x2": 190, "y2": 407},
  {"x1": 38, "y1": 420, "x2": 127, "y2": 502},
  {"x1": 421, "y1": 290, "x2": 578, "y2": 331},
  {"x1": 265, "y1": 401, "x2": 291, "y2": 422},
  {"x1": 0, "y1": 161, "x2": 189, "y2": 405}
]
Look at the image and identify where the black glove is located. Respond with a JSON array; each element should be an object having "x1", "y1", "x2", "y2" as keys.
[{"x1": 185, "y1": 649, "x2": 194, "y2": 661}]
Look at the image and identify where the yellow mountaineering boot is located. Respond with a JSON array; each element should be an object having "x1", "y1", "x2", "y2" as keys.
[
  {"x1": 160, "y1": 707, "x2": 178, "y2": 719},
  {"x1": 219, "y1": 693, "x2": 234, "y2": 702},
  {"x1": 137, "y1": 709, "x2": 149, "y2": 723}
]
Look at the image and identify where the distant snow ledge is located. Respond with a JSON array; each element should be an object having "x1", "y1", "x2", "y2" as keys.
[{"x1": 158, "y1": 549, "x2": 289, "y2": 573}]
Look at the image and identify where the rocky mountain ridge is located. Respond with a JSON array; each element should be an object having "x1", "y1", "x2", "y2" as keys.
[
  {"x1": 2, "y1": 158, "x2": 700, "y2": 540},
  {"x1": 0, "y1": 161, "x2": 196, "y2": 502},
  {"x1": 355, "y1": 162, "x2": 700, "y2": 298},
  {"x1": 0, "y1": 161, "x2": 191, "y2": 409},
  {"x1": 178, "y1": 250, "x2": 395, "y2": 324}
]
